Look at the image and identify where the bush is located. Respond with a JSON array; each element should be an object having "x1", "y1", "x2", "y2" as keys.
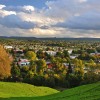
[
  {"x1": 32, "y1": 75, "x2": 45, "y2": 86},
  {"x1": 45, "y1": 77, "x2": 55, "y2": 88},
  {"x1": 81, "y1": 72, "x2": 100, "y2": 85}
]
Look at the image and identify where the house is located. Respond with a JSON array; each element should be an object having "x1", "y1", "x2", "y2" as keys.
[
  {"x1": 46, "y1": 62, "x2": 53, "y2": 69},
  {"x1": 13, "y1": 49, "x2": 24, "y2": 57},
  {"x1": 18, "y1": 59, "x2": 30, "y2": 67},
  {"x1": 45, "y1": 51, "x2": 57, "y2": 56},
  {"x1": 63, "y1": 63, "x2": 69, "y2": 68},
  {"x1": 4, "y1": 46, "x2": 13, "y2": 49},
  {"x1": 46, "y1": 61, "x2": 56, "y2": 71},
  {"x1": 90, "y1": 52, "x2": 100, "y2": 56},
  {"x1": 68, "y1": 49, "x2": 73, "y2": 54},
  {"x1": 90, "y1": 53, "x2": 96, "y2": 55},
  {"x1": 14, "y1": 49, "x2": 23, "y2": 54},
  {"x1": 70, "y1": 55, "x2": 77, "y2": 59},
  {"x1": 94, "y1": 69, "x2": 100, "y2": 74},
  {"x1": 83, "y1": 67, "x2": 90, "y2": 73}
]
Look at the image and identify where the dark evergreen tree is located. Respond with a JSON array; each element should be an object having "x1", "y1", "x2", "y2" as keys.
[{"x1": 67, "y1": 63, "x2": 73, "y2": 74}]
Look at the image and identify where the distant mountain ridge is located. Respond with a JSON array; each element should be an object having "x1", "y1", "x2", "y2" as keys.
[{"x1": 0, "y1": 36, "x2": 100, "y2": 41}]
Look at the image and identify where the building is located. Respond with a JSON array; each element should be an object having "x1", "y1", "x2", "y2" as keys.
[
  {"x1": 45, "y1": 51, "x2": 57, "y2": 56},
  {"x1": 18, "y1": 59, "x2": 30, "y2": 67},
  {"x1": 4, "y1": 46, "x2": 13, "y2": 49}
]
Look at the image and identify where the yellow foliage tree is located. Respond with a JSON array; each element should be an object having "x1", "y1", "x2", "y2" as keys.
[
  {"x1": 26, "y1": 51, "x2": 36, "y2": 61},
  {"x1": 0, "y1": 45, "x2": 11, "y2": 79}
]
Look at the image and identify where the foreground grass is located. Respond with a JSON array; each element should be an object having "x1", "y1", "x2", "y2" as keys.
[
  {"x1": 0, "y1": 82, "x2": 59, "y2": 98},
  {"x1": 0, "y1": 82, "x2": 100, "y2": 100}
]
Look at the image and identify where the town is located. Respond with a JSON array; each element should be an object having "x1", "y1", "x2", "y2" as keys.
[{"x1": 0, "y1": 38, "x2": 100, "y2": 88}]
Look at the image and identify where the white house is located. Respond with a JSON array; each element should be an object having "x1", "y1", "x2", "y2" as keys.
[
  {"x1": 70, "y1": 55, "x2": 77, "y2": 59},
  {"x1": 68, "y1": 49, "x2": 73, "y2": 54},
  {"x1": 18, "y1": 59, "x2": 30, "y2": 67},
  {"x1": 4, "y1": 46, "x2": 13, "y2": 49},
  {"x1": 45, "y1": 51, "x2": 57, "y2": 56}
]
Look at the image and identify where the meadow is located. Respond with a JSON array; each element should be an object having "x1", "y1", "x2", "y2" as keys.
[{"x1": 0, "y1": 82, "x2": 100, "y2": 100}]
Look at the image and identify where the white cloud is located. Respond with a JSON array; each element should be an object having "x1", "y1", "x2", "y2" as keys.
[
  {"x1": 0, "y1": 10, "x2": 16, "y2": 17},
  {"x1": 23, "y1": 5, "x2": 34, "y2": 12},
  {"x1": 0, "y1": 4, "x2": 5, "y2": 9},
  {"x1": 3, "y1": 5, "x2": 35, "y2": 13},
  {"x1": 79, "y1": 0, "x2": 87, "y2": 3},
  {"x1": 0, "y1": 0, "x2": 100, "y2": 37}
]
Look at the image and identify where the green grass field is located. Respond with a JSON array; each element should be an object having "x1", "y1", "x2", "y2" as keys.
[
  {"x1": 0, "y1": 82, "x2": 59, "y2": 98},
  {"x1": 0, "y1": 82, "x2": 100, "y2": 100}
]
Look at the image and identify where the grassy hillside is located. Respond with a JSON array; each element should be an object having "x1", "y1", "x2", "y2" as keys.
[
  {"x1": 0, "y1": 82, "x2": 100, "y2": 100},
  {"x1": 0, "y1": 82, "x2": 59, "y2": 98}
]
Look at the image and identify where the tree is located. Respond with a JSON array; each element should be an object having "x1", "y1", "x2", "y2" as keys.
[
  {"x1": 56, "y1": 52, "x2": 63, "y2": 58},
  {"x1": 63, "y1": 50, "x2": 70, "y2": 58},
  {"x1": 81, "y1": 72, "x2": 100, "y2": 85},
  {"x1": 67, "y1": 63, "x2": 73, "y2": 75},
  {"x1": 36, "y1": 50, "x2": 44, "y2": 59},
  {"x1": 36, "y1": 59, "x2": 46, "y2": 68},
  {"x1": 26, "y1": 51, "x2": 36, "y2": 60},
  {"x1": 73, "y1": 59, "x2": 84, "y2": 80},
  {"x1": 36, "y1": 59, "x2": 46, "y2": 74},
  {"x1": 78, "y1": 53, "x2": 96, "y2": 60},
  {"x1": 26, "y1": 71, "x2": 34, "y2": 79},
  {"x1": 68, "y1": 74, "x2": 81, "y2": 87},
  {"x1": 32, "y1": 75, "x2": 45, "y2": 86},
  {"x1": 86, "y1": 59, "x2": 96, "y2": 72},
  {"x1": 0, "y1": 45, "x2": 11, "y2": 79},
  {"x1": 45, "y1": 77, "x2": 55, "y2": 88},
  {"x1": 30, "y1": 60, "x2": 37, "y2": 74},
  {"x1": 11, "y1": 65, "x2": 20, "y2": 77}
]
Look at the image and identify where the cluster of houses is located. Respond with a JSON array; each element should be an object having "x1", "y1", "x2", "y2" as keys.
[{"x1": 4, "y1": 45, "x2": 100, "y2": 74}]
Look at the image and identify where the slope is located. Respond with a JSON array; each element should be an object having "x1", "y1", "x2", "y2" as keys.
[
  {"x1": 0, "y1": 82, "x2": 100, "y2": 100},
  {"x1": 0, "y1": 82, "x2": 59, "y2": 98}
]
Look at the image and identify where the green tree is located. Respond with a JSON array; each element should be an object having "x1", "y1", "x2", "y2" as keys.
[
  {"x1": 45, "y1": 77, "x2": 55, "y2": 88},
  {"x1": 30, "y1": 60, "x2": 37, "y2": 74},
  {"x1": 11, "y1": 65, "x2": 20, "y2": 77},
  {"x1": 56, "y1": 52, "x2": 63, "y2": 58},
  {"x1": 63, "y1": 50, "x2": 70, "y2": 58},
  {"x1": 67, "y1": 63, "x2": 73, "y2": 75},
  {"x1": 86, "y1": 59, "x2": 96, "y2": 72},
  {"x1": 36, "y1": 59, "x2": 46, "y2": 74}
]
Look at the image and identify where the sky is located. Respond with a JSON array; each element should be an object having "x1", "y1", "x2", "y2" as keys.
[{"x1": 0, "y1": 0, "x2": 100, "y2": 38}]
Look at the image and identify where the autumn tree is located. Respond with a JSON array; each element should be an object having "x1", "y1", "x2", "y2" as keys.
[
  {"x1": 26, "y1": 51, "x2": 36, "y2": 60},
  {"x1": 0, "y1": 45, "x2": 11, "y2": 79},
  {"x1": 73, "y1": 59, "x2": 84, "y2": 77}
]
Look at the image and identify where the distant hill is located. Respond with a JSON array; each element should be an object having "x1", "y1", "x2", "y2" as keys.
[
  {"x1": 0, "y1": 82, "x2": 100, "y2": 100},
  {"x1": 0, "y1": 36, "x2": 100, "y2": 41}
]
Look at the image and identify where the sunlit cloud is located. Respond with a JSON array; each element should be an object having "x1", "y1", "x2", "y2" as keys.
[{"x1": 0, "y1": 0, "x2": 99, "y2": 37}]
